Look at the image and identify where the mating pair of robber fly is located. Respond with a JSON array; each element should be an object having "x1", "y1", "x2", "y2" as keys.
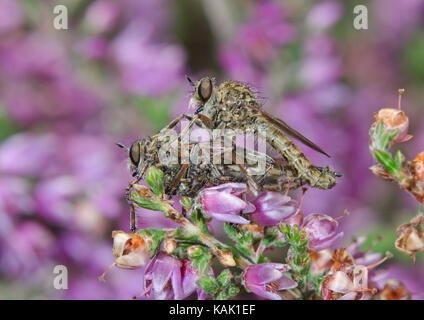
[{"x1": 119, "y1": 76, "x2": 340, "y2": 232}]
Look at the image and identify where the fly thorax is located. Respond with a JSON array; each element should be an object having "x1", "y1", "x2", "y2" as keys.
[{"x1": 202, "y1": 96, "x2": 219, "y2": 118}]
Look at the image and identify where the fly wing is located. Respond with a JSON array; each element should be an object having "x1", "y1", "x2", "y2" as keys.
[{"x1": 250, "y1": 104, "x2": 330, "y2": 158}]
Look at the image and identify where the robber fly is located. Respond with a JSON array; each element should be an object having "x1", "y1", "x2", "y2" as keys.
[
  {"x1": 118, "y1": 132, "x2": 306, "y2": 232},
  {"x1": 176, "y1": 76, "x2": 340, "y2": 190}
]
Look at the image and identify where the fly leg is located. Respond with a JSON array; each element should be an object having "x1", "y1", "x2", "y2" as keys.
[
  {"x1": 125, "y1": 178, "x2": 140, "y2": 233},
  {"x1": 165, "y1": 163, "x2": 189, "y2": 195},
  {"x1": 255, "y1": 161, "x2": 274, "y2": 188},
  {"x1": 208, "y1": 163, "x2": 234, "y2": 184},
  {"x1": 243, "y1": 147, "x2": 275, "y2": 188},
  {"x1": 158, "y1": 114, "x2": 214, "y2": 150},
  {"x1": 157, "y1": 114, "x2": 194, "y2": 133},
  {"x1": 225, "y1": 147, "x2": 261, "y2": 196},
  {"x1": 179, "y1": 114, "x2": 214, "y2": 139},
  {"x1": 125, "y1": 163, "x2": 148, "y2": 233}
]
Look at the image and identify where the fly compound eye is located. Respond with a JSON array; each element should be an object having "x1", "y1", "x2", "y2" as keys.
[
  {"x1": 198, "y1": 78, "x2": 212, "y2": 102},
  {"x1": 129, "y1": 141, "x2": 141, "y2": 166}
]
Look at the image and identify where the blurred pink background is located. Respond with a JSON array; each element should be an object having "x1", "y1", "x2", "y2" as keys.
[{"x1": 1, "y1": 0, "x2": 424, "y2": 299}]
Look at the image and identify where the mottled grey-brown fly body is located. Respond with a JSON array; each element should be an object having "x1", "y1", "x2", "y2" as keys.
[
  {"x1": 184, "y1": 76, "x2": 340, "y2": 190},
  {"x1": 119, "y1": 133, "x2": 306, "y2": 231}
]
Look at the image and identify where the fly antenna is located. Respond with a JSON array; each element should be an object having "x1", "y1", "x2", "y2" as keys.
[
  {"x1": 116, "y1": 143, "x2": 129, "y2": 151},
  {"x1": 185, "y1": 75, "x2": 195, "y2": 87}
]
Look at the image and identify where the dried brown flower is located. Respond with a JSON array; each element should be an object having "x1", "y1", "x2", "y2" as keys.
[{"x1": 395, "y1": 215, "x2": 424, "y2": 262}]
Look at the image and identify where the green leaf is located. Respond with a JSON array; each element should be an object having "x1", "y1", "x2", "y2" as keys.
[
  {"x1": 380, "y1": 129, "x2": 399, "y2": 151},
  {"x1": 257, "y1": 254, "x2": 271, "y2": 264},
  {"x1": 145, "y1": 167, "x2": 164, "y2": 196},
  {"x1": 191, "y1": 209, "x2": 210, "y2": 235},
  {"x1": 374, "y1": 149, "x2": 401, "y2": 176},
  {"x1": 227, "y1": 285, "x2": 240, "y2": 298},
  {"x1": 174, "y1": 228, "x2": 202, "y2": 242},
  {"x1": 274, "y1": 240, "x2": 286, "y2": 247},
  {"x1": 188, "y1": 246, "x2": 203, "y2": 258},
  {"x1": 131, "y1": 191, "x2": 167, "y2": 212},
  {"x1": 137, "y1": 228, "x2": 166, "y2": 258},
  {"x1": 196, "y1": 275, "x2": 218, "y2": 297},
  {"x1": 173, "y1": 247, "x2": 187, "y2": 259},
  {"x1": 235, "y1": 244, "x2": 252, "y2": 258},
  {"x1": 373, "y1": 121, "x2": 399, "y2": 151},
  {"x1": 262, "y1": 229, "x2": 279, "y2": 247},
  {"x1": 241, "y1": 230, "x2": 253, "y2": 245},
  {"x1": 395, "y1": 150, "x2": 404, "y2": 168},
  {"x1": 376, "y1": 120, "x2": 385, "y2": 137},
  {"x1": 223, "y1": 223, "x2": 239, "y2": 242},
  {"x1": 216, "y1": 269, "x2": 232, "y2": 288},
  {"x1": 181, "y1": 197, "x2": 192, "y2": 209},
  {"x1": 191, "y1": 249, "x2": 212, "y2": 273},
  {"x1": 215, "y1": 291, "x2": 228, "y2": 300}
]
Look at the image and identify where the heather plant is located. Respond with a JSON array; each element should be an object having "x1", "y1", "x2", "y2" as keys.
[
  {"x1": 98, "y1": 87, "x2": 424, "y2": 301},
  {"x1": 99, "y1": 165, "x2": 393, "y2": 300},
  {"x1": 369, "y1": 89, "x2": 424, "y2": 263}
]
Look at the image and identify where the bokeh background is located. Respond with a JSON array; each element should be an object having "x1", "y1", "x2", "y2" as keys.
[{"x1": 1, "y1": 0, "x2": 424, "y2": 299}]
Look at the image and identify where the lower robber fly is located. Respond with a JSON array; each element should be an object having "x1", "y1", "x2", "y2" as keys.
[{"x1": 118, "y1": 132, "x2": 306, "y2": 232}]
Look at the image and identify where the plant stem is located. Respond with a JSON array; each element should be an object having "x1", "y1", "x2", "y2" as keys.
[{"x1": 160, "y1": 201, "x2": 253, "y2": 268}]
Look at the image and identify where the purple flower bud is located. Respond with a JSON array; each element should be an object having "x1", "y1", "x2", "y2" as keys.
[
  {"x1": 250, "y1": 192, "x2": 299, "y2": 226},
  {"x1": 302, "y1": 214, "x2": 343, "y2": 251},
  {"x1": 140, "y1": 252, "x2": 183, "y2": 300},
  {"x1": 199, "y1": 183, "x2": 254, "y2": 224},
  {"x1": 243, "y1": 263, "x2": 297, "y2": 300}
]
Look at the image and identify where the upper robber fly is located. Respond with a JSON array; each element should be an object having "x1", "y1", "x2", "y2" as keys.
[{"x1": 184, "y1": 76, "x2": 340, "y2": 190}]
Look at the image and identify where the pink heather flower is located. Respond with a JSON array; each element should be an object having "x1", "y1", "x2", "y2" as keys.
[
  {"x1": 0, "y1": 221, "x2": 55, "y2": 277},
  {"x1": 111, "y1": 24, "x2": 185, "y2": 96},
  {"x1": 139, "y1": 253, "x2": 209, "y2": 300},
  {"x1": 299, "y1": 55, "x2": 342, "y2": 88},
  {"x1": 250, "y1": 192, "x2": 299, "y2": 226},
  {"x1": 238, "y1": 2, "x2": 296, "y2": 63},
  {"x1": 306, "y1": 1, "x2": 343, "y2": 30},
  {"x1": 181, "y1": 259, "x2": 210, "y2": 300},
  {"x1": 0, "y1": 0, "x2": 22, "y2": 33},
  {"x1": 301, "y1": 214, "x2": 343, "y2": 251},
  {"x1": 140, "y1": 252, "x2": 183, "y2": 300},
  {"x1": 84, "y1": 0, "x2": 120, "y2": 34},
  {"x1": 243, "y1": 263, "x2": 297, "y2": 300},
  {"x1": 77, "y1": 37, "x2": 108, "y2": 60},
  {"x1": 199, "y1": 183, "x2": 255, "y2": 224}
]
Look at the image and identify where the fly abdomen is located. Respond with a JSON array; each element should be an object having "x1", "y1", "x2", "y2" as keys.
[{"x1": 262, "y1": 124, "x2": 337, "y2": 190}]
